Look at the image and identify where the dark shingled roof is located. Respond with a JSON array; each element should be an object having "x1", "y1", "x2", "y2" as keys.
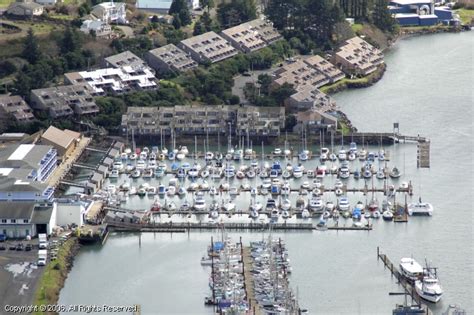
[
  {"x1": 30, "y1": 205, "x2": 54, "y2": 224},
  {"x1": 0, "y1": 201, "x2": 35, "y2": 219}
]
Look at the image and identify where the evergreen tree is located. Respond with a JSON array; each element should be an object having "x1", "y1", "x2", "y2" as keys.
[
  {"x1": 60, "y1": 27, "x2": 81, "y2": 54},
  {"x1": 13, "y1": 71, "x2": 32, "y2": 98},
  {"x1": 373, "y1": 0, "x2": 396, "y2": 32},
  {"x1": 199, "y1": 0, "x2": 214, "y2": 12},
  {"x1": 169, "y1": 0, "x2": 192, "y2": 26},
  {"x1": 22, "y1": 28, "x2": 41, "y2": 64}
]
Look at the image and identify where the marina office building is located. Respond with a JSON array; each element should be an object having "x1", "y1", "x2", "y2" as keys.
[{"x1": 121, "y1": 105, "x2": 285, "y2": 137}]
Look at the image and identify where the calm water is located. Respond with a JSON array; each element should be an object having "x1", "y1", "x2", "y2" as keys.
[{"x1": 59, "y1": 32, "x2": 473, "y2": 314}]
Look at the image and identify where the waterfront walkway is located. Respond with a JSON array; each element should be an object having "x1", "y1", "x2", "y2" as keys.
[{"x1": 242, "y1": 247, "x2": 262, "y2": 315}]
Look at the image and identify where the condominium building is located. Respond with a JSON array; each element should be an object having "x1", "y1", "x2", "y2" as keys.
[
  {"x1": 273, "y1": 60, "x2": 330, "y2": 90},
  {"x1": 103, "y1": 51, "x2": 148, "y2": 69},
  {"x1": 333, "y1": 36, "x2": 384, "y2": 76},
  {"x1": 178, "y1": 31, "x2": 239, "y2": 64},
  {"x1": 121, "y1": 105, "x2": 285, "y2": 137},
  {"x1": 303, "y1": 55, "x2": 346, "y2": 83},
  {"x1": 220, "y1": 19, "x2": 282, "y2": 53},
  {"x1": 64, "y1": 66, "x2": 158, "y2": 96},
  {"x1": 30, "y1": 85, "x2": 98, "y2": 118},
  {"x1": 145, "y1": 44, "x2": 198, "y2": 74},
  {"x1": 287, "y1": 86, "x2": 336, "y2": 112},
  {"x1": 0, "y1": 95, "x2": 35, "y2": 124}
]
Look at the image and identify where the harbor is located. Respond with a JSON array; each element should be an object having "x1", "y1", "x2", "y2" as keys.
[{"x1": 56, "y1": 31, "x2": 473, "y2": 314}]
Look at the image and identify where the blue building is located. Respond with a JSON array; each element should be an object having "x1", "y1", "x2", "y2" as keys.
[
  {"x1": 389, "y1": 0, "x2": 458, "y2": 26},
  {"x1": 0, "y1": 144, "x2": 56, "y2": 202}
]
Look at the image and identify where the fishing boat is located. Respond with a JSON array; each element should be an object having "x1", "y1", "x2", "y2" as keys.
[
  {"x1": 399, "y1": 258, "x2": 424, "y2": 283},
  {"x1": 408, "y1": 199, "x2": 433, "y2": 216},
  {"x1": 415, "y1": 269, "x2": 443, "y2": 303}
]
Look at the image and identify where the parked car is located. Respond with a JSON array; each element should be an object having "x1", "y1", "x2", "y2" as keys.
[
  {"x1": 0, "y1": 234, "x2": 6, "y2": 242},
  {"x1": 16, "y1": 243, "x2": 24, "y2": 251},
  {"x1": 0, "y1": 245, "x2": 5, "y2": 250},
  {"x1": 9, "y1": 244, "x2": 16, "y2": 250},
  {"x1": 242, "y1": 72, "x2": 251, "y2": 77},
  {"x1": 25, "y1": 244, "x2": 32, "y2": 251}
]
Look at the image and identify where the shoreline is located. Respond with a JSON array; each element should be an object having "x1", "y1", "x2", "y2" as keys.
[{"x1": 33, "y1": 238, "x2": 80, "y2": 315}]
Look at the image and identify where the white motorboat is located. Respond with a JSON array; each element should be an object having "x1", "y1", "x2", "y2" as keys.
[
  {"x1": 408, "y1": 200, "x2": 434, "y2": 216},
  {"x1": 372, "y1": 210, "x2": 381, "y2": 219},
  {"x1": 280, "y1": 198, "x2": 291, "y2": 211},
  {"x1": 382, "y1": 210, "x2": 393, "y2": 221},
  {"x1": 147, "y1": 186, "x2": 157, "y2": 196},
  {"x1": 136, "y1": 160, "x2": 146, "y2": 170},
  {"x1": 109, "y1": 169, "x2": 119, "y2": 178},
  {"x1": 338, "y1": 197, "x2": 350, "y2": 212},
  {"x1": 293, "y1": 165, "x2": 303, "y2": 178},
  {"x1": 376, "y1": 168, "x2": 385, "y2": 179},
  {"x1": 415, "y1": 271, "x2": 443, "y2": 303},
  {"x1": 200, "y1": 169, "x2": 210, "y2": 178},
  {"x1": 389, "y1": 166, "x2": 402, "y2": 178},
  {"x1": 301, "y1": 209, "x2": 310, "y2": 219},
  {"x1": 193, "y1": 193, "x2": 206, "y2": 211},
  {"x1": 309, "y1": 196, "x2": 324, "y2": 212},
  {"x1": 399, "y1": 258, "x2": 424, "y2": 283},
  {"x1": 271, "y1": 208, "x2": 279, "y2": 220},
  {"x1": 166, "y1": 186, "x2": 176, "y2": 196},
  {"x1": 223, "y1": 200, "x2": 236, "y2": 212},
  {"x1": 325, "y1": 201, "x2": 335, "y2": 212},
  {"x1": 165, "y1": 201, "x2": 177, "y2": 212},
  {"x1": 358, "y1": 149, "x2": 367, "y2": 161},
  {"x1": 209, "y1": 210, "x2": 219, "y2": 219},
  {"x1": 178, "y1": 187, "x2": 187, "y2": 198},
  {"x1": 339, "y1": 166, "x2": 350, "y2": 179},
  {"x1": 320, "y1": 147, "x2": 329, "y2": 161},
  {"x1": 338, "y1": 149, "x2": 347, "y2": 161},
  {"x1": 209, "y1": 186, "x2": 218, "y2": 196},
  {"x1": 282, "y1": 210, "x2": 290, "y2": 219},
  {"x1": 273, "y1": 148, "x2": 282, "y2": 155},
  {"x1": 131, "y1": 170, "x2": 141, "y2": 178}
]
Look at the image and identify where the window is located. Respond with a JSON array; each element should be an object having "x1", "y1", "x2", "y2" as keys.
[
  {"x1": 11, "y1": 219, "x2": 16, "y2": 223},
  {"x1": 23, "y1": 219, "x2": 28, "y2": 223},
  {"x1": 1, "y1": 219, "x2": 6, "y2": 223}
]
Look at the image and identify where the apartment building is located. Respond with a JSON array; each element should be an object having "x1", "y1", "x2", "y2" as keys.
[
  {"x1": 333, "y1": 36, "x2": 384, "y2": 76},
  {"x1": 178, "y1": 31, "x2": 239, "y2": 64},
  {"x1": 0, "y1": 95, "x2": 35, "y2": 124},
  {"x1": 145, "y1": 44, "x2": 198, "y2": 74}
]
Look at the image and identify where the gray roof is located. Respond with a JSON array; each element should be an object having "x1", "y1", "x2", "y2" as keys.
[
  {"x1": 8, "y1": 2, "x2": 43, "y2": 11},
  {"x1": 30, "y1": 205, "x2": 54, "y2": 224},
  {"x1": 0, "y1": 144, "x2": 53, "y2": 170},
  {"x1": 0, "y1": 201, "x2": 35, "y2": 220},
  {"x1": 0, "y1": 175, "x2": 47, "y2": 192},
  {"x1": 104, "y1": 51, "x2": 147, "y2": 69},
  {"x1": 102, "y1": 157, "x2": 113, "y2": 166}
]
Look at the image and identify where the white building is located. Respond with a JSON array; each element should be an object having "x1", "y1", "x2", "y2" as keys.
[
  {"x1": 56, "y1": 199, "x2": 94, "y2": 227},
  {"x1": 80, "y1": 20, "x2": 112, "y2": 37},
  {"x1": 64, "y1": 66, "x2": 158, "y2": 96},
  {"x1": 91, "y1": 2, "x2": 127, "y2": 24},
  {"x1": 0, "y1": 201, "x2": 56, "y2": 238}
]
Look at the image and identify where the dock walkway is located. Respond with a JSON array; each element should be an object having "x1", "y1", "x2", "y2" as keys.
[
  {"x1": 377, "y1": 247, "x2": 432, "y2": 315},
  {"x1": 242, "y1": 247, "x2": 262, "y2": 315}
]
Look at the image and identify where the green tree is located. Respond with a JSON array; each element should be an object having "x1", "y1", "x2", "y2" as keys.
[
  {"x1": 13, "y1": 71, "x2": 31, "y2": 98},
  {"x1": 60, "y1": 27, "x2": 81, "y2": 54},
  {"x1": 22, "y1": 28, "x2": 41, "y2": 64},
  {"x1": 373, "y1": 0, "x2": 396, "y2": 33},
  {"x1": 200, "y1": 0, "x2": 214, "y2": 12},
  {"x1": 169, "y1": 0, "x2": 192, "y2": 26},
  {"x1": 217, "y1": 0, "x2": 257, "y2": 27}
]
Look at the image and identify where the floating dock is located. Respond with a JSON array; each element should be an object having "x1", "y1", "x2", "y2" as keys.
[{"x1": 377, "y1": 247, "x2": 432, "y2": 315}]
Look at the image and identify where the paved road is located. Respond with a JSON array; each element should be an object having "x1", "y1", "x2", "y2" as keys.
[
  {"x1": 0, "y1": 243, "x2": 44, "y2": 314},
  {"x1": 232, "y1": 69, "x2": 275, "y2": 104}
]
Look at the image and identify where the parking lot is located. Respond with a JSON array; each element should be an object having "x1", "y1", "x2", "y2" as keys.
[{"x1": 0, "y1": 240, "x2": 44, "y2": 314}]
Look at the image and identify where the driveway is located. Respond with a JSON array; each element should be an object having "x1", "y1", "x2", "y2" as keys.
[{"x1": 232, "y1": 69, "x2": 276, "y2": 104}]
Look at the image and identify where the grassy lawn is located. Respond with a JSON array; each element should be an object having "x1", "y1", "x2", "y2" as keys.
[
  {"x1": 33, "y1": 238, "x2": 77, "y2": 314},
  {"x1": 49, "y1": 14, "x2": 75, "y2": 21},
  {"x1": 320, "y1": 77, "x2": 368, "y2": 94},
  {"x1": 456, "y1": 8, "x2": 474, "y2": 24},
  {"x1": 351, "y1": 23, "x2": 363, "y2": 33},
  {"x1": 0, "y1": 0, "x2": 14, "y2": 8}
]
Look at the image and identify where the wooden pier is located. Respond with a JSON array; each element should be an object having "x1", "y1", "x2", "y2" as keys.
[
  {"x1": 242, "y1": 247, "x2": 262, "y2": 315},
  {"x1": 417, "y1": 141, "x2": 431, "y2": 168},
  {"x1": 377, "y1": 247, "x2": 432, "y2": 315}
]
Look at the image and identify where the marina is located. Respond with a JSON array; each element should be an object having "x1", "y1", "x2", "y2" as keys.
[{"x1": 57, "y1": 31, "x2": 473, "y2": 314}]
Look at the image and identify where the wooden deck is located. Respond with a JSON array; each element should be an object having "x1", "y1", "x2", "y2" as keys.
[{"x1": 242, "y1": 247, "x2": 262, "y2": 315}]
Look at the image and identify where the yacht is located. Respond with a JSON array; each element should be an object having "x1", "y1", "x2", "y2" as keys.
[
  {"x1": 339, "y1": 166, "x2": 350, "y2": 179},
  {"x1": 408, "y1": 200, "x2": 433, "y2": 216},
  {"x1": 338, "y1": 149, "x2": 347, "y2": 161},
  {"x1": 193, "y1": 193, "x2": 206, "y2": 211},
  {"x1": 415, "y1": 272, "x2": 443, "y2": 303},
  {"x1": 399, "y1": 258, "x2": 424, "y2": 283},
  {"x1": 309, "y1": 196, "x2": 324, "y2": 212},
  {"x1": 358, "y1": 149, "x2": 367, "y2": 161},
  {"x1": 338, "y1": 197, "x2": 350, "y2": 212},
  {"x1": 293, "y1": 165, "x2": 304, "y2": 178}
]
